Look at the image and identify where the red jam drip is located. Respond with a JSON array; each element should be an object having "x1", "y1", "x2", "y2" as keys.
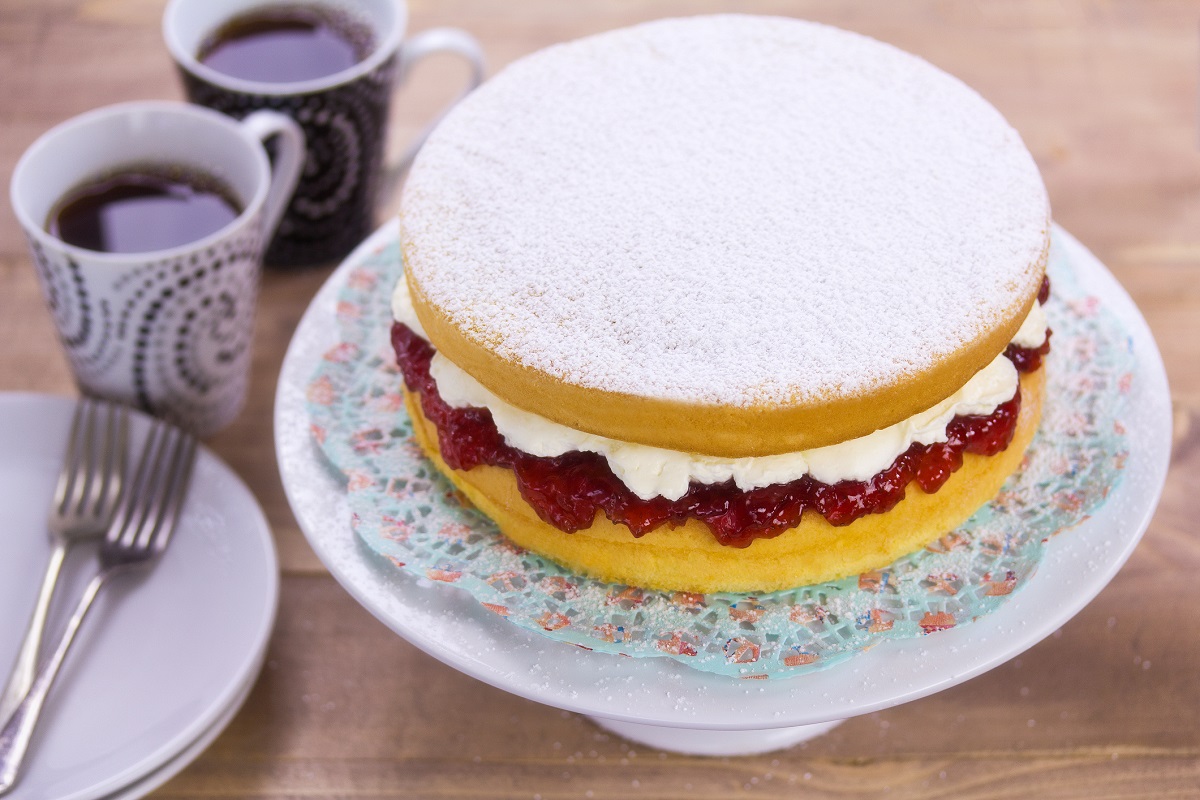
[
  {"x1": 1038, "y1": 274, "x2": 1051, "y2": 305},
  {"x1": 1006, "y1": 275, "x2": 1053, "y2": 372},
  {"x1": 1005, "y1": 332, "x2": 1051, "y2": 373},
  {"x1": 392, "y1": 279, "x2": 1051, "y2": 548}
]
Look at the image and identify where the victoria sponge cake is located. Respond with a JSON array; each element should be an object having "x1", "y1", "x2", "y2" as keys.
[{"x1": 389, "y1": 15, "x2": 1053, "y2": 593}]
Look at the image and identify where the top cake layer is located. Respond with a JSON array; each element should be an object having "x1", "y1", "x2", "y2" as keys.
[{"x1": 401, "y1": 15, "x2": 1050, "y2": 457}]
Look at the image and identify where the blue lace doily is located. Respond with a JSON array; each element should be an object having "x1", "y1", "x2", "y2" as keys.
[{"x1": 305, "y1": 234, "x2": 1132, "y2": 679}]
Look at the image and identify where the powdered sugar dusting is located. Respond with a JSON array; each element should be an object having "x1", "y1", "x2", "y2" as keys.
[{"x1": 402, "y1": 15, "x2": 1049, "y2": 407}]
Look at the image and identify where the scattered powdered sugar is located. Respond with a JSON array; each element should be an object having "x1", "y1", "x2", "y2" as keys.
[{"x1": 401, "y1": 15, "x2": 1049, "y2": 407}]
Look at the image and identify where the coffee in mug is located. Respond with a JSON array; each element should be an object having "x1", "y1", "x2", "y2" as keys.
[
  {"x1": 198, "y1": 4, "x2": 374, "y2": 84},
  {"x1": 48, "y1": 165, "x2": 243, "y2": 254}
]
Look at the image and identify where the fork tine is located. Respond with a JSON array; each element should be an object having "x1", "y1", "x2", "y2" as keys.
[
  {"x1": 108, "y1": 404, "x2": 130, "y2": 510},
  {"x1": 126, "y1": 425, "x2": 172, "y2": 550},
  {"x1": 90, "y1": 403, "x2": 127, "y2": 518},
  {"x1": 73, "y1": 399, "x2": 100, "y2": 515},
  {"x1": 131, "y1": 424, "x2": 178, "y2": 550},
  {"x1": 53, "y1": 399, "x2": 88, "y2": 515},
  {"x1": 134, "y1": 422, "x2": 173, "y2": 548},
  {"x1": 81, "y1": 401, "x2": 114, "y2": 517},
  {"x1": 135, "y1": 429, "x2": 197, "y2": 554},
  {"x1": 103, "y1": 418, "x2": 197, "y2": 561},
  {"x1": 108, "y1": 419, "x2": 165, "y2": 548}
]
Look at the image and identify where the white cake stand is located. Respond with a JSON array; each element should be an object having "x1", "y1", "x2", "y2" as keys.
[{"x1": 274, "y1": 224, "x2": 1170, "y2": 756}]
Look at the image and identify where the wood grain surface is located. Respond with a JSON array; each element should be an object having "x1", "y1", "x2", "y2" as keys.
[{"x1": 1, "y1": 1, "x2": 1197, "y2": 797}]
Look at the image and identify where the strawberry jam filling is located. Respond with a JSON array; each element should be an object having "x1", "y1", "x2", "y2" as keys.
[{"x1": 393, "y1": 278, "x2": 1051, "y2": 548}]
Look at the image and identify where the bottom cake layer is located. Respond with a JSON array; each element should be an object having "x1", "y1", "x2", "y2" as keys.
[{"x1": 404, "y1": 368, "x2": 1045, "y2": 593}]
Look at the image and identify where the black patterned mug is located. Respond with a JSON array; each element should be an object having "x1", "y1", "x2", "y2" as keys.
[
  {"x1": 164, "y1": 0, "x2": 485, "y2": 267},
  {"x1": 10, "y1": 101, "x2": 304, "y2": 436}
]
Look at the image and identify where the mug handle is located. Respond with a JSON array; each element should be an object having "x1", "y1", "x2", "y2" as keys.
[
  {"x1": 379, "y1": 27, "x2": 486, "y2": 204},
  {"x1": 239, "y1": 111, "x2": 306, "y2": 238}
]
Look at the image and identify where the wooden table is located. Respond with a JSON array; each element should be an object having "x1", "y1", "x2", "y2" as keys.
[{"x1": 2, "y1": 1, "x2": 1197, "y2": 796}]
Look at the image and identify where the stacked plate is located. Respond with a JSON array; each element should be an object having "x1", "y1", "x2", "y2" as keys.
[{"x1": 0, "y1": 394, "x2": 278, "y2": 800}]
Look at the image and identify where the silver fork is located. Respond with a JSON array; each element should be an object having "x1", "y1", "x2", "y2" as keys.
[
  {"x1": 0, "y1": 419, "x2": 197, "y2": 795},
  {"x1": 0, "y1": 398, "x2": 128, "y2": 724}
]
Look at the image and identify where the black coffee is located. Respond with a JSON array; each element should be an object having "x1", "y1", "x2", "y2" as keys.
[
  {"x1": 48, "y1": 166, "x2": 242, "y2": 254},
  {"x1": 197, "y1": 5, "x2": 374, "y2": 83}
]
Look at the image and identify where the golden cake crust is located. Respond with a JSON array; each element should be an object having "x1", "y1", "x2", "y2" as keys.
[{"x1": 403, "y1": 367, "x2": 1045, "y2": 593}]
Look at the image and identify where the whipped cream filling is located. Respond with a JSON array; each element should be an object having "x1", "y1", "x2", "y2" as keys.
[
  {"x1": 1011, "y1": 300, "x2": 1048, "y2": 349},
  {"x1": 394, "y1": 277, "x2": 1044, "y2": 502},
  {"x1": 393, "y1": 278, "x2": 428, "y2": 337}
]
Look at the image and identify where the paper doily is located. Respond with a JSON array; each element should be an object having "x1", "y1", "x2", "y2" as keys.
[{"x1": 305, "y1": 234, "x2": 1131, "y2": 679}]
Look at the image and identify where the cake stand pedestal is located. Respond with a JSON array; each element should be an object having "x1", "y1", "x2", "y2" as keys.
[
  {"x1": 589, "y1": 717, "x2": 844, "y2": 756},
  {"x1": 275, "y1": 223, "x2": 1170, "y2": 758}
]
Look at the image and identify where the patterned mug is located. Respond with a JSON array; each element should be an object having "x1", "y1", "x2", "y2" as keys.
[
  {"x1": 164, "y1": 0, "x2": 485, "y2": 267},
  {"x1": 10, "y1": 101, "x2": 304, "y2": 437}
]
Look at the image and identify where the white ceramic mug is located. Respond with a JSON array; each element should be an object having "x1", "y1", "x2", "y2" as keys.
[
  {"x1": 10, "y1": 101, "x2": 304, "y2": 437},
  {"x1": 164, "y1": 0, "x2": 486, "y2": 266}
]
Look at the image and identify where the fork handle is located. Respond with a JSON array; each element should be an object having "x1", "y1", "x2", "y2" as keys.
[
  {"x1": 0, "y1": 571, "x2": 106, "y2": 795},
  {"x1": 0, "y1": 541, "x2": 67, "y2": 724}
]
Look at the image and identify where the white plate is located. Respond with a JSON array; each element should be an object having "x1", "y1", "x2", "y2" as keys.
[
  {"x1": 275, "y1": 223, "x2": 1170, "y2": 731},
  {"x1": 0, "y1": 394, "x2": 278, "y2": 800},
  {"x1": 101, "y1": 668, "x2": 258, "y2": 800}
]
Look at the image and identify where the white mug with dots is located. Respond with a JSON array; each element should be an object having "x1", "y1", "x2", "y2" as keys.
[{"x1": 10, "y1": 101, "x2": 304, "y2": 437}]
